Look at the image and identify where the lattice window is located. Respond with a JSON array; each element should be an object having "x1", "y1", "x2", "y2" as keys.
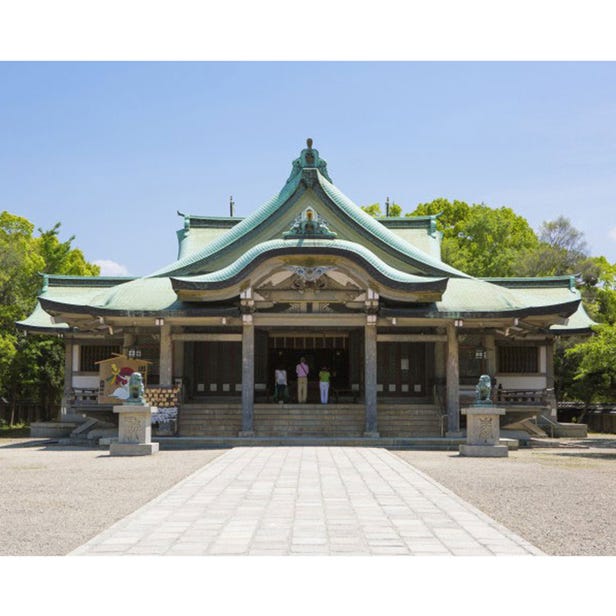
[
  {"x1": 79, "y1": 345, "x2": 121, "y2": 372},
  {"x1": 497, "y1": 346, "x2": 538, "y2": 373}
]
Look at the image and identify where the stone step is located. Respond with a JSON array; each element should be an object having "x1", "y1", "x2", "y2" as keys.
[
  {"x1": 70, "y1": 417, "x2": 99, "y2": 436},
  {"x1": 154, "y1": 436, "x2": 466, "y2": 450},
  {"x1": 178, "y1": 402, "x2": 442, "y2": 437}
]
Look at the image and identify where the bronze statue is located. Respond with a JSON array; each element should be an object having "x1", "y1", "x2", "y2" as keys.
[
  {"x1": 125, "y1": 372, "x2": 146, "y2": 405},
  {"x1": 475, "y1": 374, "x2": 492, "y2": 405}
]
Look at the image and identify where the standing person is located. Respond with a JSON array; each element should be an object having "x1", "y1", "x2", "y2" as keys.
[
  {"x1": 319, "y1": 366, "x2": 331, "y2": 404},
  {"x1": 296, "y1": 356, "x2": 309, "y2": 403},
  {"x1": 274, "y1": 365, "x2": 287, "y2": 404}
]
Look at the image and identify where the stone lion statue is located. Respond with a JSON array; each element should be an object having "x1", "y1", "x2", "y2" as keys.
[
  {"x1": 126, "y1": 371, "x2": 145, "y2": 405},
  {"x1": 475, "y1": 374, "x2": 492, "y2": 404}
]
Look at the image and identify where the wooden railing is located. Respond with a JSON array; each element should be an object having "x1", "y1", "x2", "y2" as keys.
[
  {"x1": 495, "y1": 388, "x2": 549, "y2": 405},
  {"x1": 459, "y1": 386, "x2": 550, "y2": 406},
  {"x1": 69, "y1": 388, "x2": 99, "y2": 406}
]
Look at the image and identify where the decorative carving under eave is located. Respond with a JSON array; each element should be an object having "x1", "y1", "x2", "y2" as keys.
[
  {"x1": 272, "y1": 265, "x2": 332, "y2": 294},
  {"x1": 283, "y1": 207, "x2": 337, "y2": 239}
]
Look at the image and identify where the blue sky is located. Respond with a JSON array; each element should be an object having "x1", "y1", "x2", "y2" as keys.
[{"x1": 1, "y1": 61, "x2": 615, "y2": 276}]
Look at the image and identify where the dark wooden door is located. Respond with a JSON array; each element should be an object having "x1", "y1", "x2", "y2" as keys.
[
  {"x1": 192, "y1": 341, "x2": 242, "y2": 397},
  {"x1": 377, "y1": 342, "x2": 432, "y2": 398}
]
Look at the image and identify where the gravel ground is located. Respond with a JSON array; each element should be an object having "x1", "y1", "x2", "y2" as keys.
[
  {"x1": 2, "y1": 435, "x2": 616, "y2": 556},
  {"x1": 0, "y1": 438, "x2": 226, "y2": 555},
  {"x1": 395, "y1": 435, "x2": 616, "y2": 556}
]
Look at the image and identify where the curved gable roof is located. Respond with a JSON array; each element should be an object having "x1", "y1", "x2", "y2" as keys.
[{"x1": 149, "y1": 145, "x2": 470, "y2": 280}]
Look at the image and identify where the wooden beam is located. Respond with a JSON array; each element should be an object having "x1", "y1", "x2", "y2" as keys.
[
  {"x1": 377, "y1": 334, "x2": 447, "y2": 342},
  {"x1": 172, "y1": 333, "x2": 242, "y2": 342}
]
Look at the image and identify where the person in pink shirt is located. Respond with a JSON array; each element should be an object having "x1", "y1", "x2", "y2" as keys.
[{"x1": 296, "y1": 356, "x2": 309, "y2": 403}]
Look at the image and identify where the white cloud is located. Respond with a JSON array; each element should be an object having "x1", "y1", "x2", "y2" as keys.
[
  {"x1": 610, "y1": 227, "x2": 616, "y2": 242},
  {"x1": 93, "y1": 259, "x2": 130, "y2": 276}
]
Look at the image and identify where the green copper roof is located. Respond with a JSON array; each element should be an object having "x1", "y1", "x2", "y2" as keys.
[
  {"x1": 550, "y1": 303, "x2": 596, "y2": 333},
  {"x1": 16, "y1": 301, "x2": 69, "y2": 332},
  {"x1": 38, "y1": 276, "x2": 240, "y2": 318},
  {"x1": 150, "y1": 144, "x2": 469, "y2": 279},
  {"x1": 481, "y1": 275, "x2": 576, "y2": 290},
  {"x1": 171, "y1": 238, "x2": 448, "y2": 291},
  {"x1": 16, "y1": 276, "x2": 131, "y2": 332},
  {"x1": 150, "y1": 169, "x2": 304, "y2": 277},
  {"x1": 381, "y1": 277, "x2": 581, "y2": 320},
  {"x1": 15, "y1": 143, "x2": 596, "y2": 335},
  {"x1": 315, "y1": 174, "x2": 465, "y2": 277},
  {"x1": 438, "y1": 278, "x2": 580, "y2": 316}
]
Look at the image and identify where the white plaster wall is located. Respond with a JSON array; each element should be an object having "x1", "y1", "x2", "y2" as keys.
[
  {"x1": 386, "y1": 228, "x2": 442, "y2": 259},
  {"x1": 496, "y1": 375, "x2": 547, "y2": 389},
  {"x1": 539, "y1": 346, "x2": 547, "y2": 373},
  {"x1": 73, "y1": 375, "x2": 99, "y2": 388}
]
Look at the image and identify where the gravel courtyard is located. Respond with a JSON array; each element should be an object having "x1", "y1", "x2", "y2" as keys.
[
  {"x1": 394, "y1": 436, "x2": 616, "y2": 556},
  {"x1": 1, "y1": 436, "x2": 615, "y2": 556},
  {"x1": 0, "y1": 439, "x2": 225, "y2": 556}
]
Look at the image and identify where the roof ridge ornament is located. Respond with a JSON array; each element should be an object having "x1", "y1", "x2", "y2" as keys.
[{"x1": 285, "y1": 138, "x2": 332, "y2": 184}]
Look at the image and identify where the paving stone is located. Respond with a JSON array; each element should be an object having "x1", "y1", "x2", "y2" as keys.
[{"x1": 72, "y1": 447, "x2": 543, "y2": 557}]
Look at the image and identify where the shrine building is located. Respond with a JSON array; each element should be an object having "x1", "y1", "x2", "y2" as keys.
[{"x1": 18, "y1": 140, "x2": 594, "y2": 440}]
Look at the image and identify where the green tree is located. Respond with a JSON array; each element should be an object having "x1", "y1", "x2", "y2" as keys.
[
  {"x1": 408, "y1": 199, "x2": 539, "y2": 277},
  {"x1": 408, "y1": 198, "x2": 471, "y2": 234},
  {"x1": 0, "y1": 212, "x2": 99, "y2": 424},
  {"x1": 36, "y1": 222, "x2": 99, "y2": 276},
  {"x1": 361, "y1": 202, "x2": 402, "y2": 217},
  {"x1": 443, "y1": 205, "x2": 539, "y2": 277},
  {"x1": 574, "y1": 256, "x2": 616, "y2": 325},
  {"x1": 520, "y1": 216, "x2": 589, "y2": 277},
  {"x1": 563, "y1": 324, "x2": 616, "y2": 419},
  {"x1": 0, "y1": 212, "x2": 45, "y2": 329}
]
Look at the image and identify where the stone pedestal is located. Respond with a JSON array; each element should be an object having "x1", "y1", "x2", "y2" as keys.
[
  {"x1": 459, "y1": 406, "x2": 508, "y2": 457},
  {"x1": 110, "y1": 405, "x2": 159, "y2": 456}
]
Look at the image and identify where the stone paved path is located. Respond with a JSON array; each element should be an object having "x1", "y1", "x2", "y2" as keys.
[{"x1": 71, "y1": 447, "x2": 543, "y2": 556}]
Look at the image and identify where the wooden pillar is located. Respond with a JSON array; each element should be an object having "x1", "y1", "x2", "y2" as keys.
[
  {"x1": 240, "y1": 314, "x2": 255, "y2": 436},
  {"x1": 173, "y1": 329, "x2": 184, "y2": 385},
  {"x1": 159, "y1": 324, "x2": 173, "y2": 386},
  {"x1": 122, "y1": 332, "x2": 136, "y2": 356},
  {"x1": 485, "y1": 334, "x2": 496, "y2": 377},
  {"x1": 545, "y1": 341, "x2": 557, "y2": 418},
  {"x1": 434, "y1": 339, "x2": 445, "y2": 414},
  {"x1": 60, "y1": 338, "x2": 74, "y2": 421},
  {"x1": 446, "y1": 321, "x2": 460, "y2": 434},
  {"x1": 364, "y1": 315, "x2": 379, "y2": 437}
]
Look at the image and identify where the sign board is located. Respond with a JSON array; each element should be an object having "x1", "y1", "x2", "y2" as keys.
[{"x1": 96, "y1": 354, "x2": 152, "y2": 404}]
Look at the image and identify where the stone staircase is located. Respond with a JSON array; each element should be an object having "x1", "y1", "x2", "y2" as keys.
[
  {"x1": 57, "y1": 416, "x2": 117, "y2": 446},
  {"x1": 378, "y1": 404, "x2": 443, "y2": 438},
  {"x1": 178, "y1": 403, "x2": 442, "y2": 438},
  {"x1": 179, "y1": 403, "x2": 242, "y2": 437},
  {"x1": 537, "y1": 414, "x2": 588, "y2": 438}
]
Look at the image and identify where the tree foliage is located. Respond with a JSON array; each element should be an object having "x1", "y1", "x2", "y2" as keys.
[
  {"x1": 519, "y1": 216, "x2": 589, "y2": 277},
  {"x1": 408, "y1": 198, "x2": 539, "y2": 277},
  {"x1": 564, "y1": 324, "x2": 616, "y2": 409},
  {"x1": 0, "y1": 212, "x2": 99, "y2": 422},
  {"x1": 367, "y1": 198, "x2": 616, "y2": 404},
  {"x1": 360, "y1": 202, "x2": 402, "y2": 217}
]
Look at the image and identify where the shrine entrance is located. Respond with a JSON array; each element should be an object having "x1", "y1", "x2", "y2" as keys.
[{"x1": 267, "y1": 332, "x2": 354, "y2": 403}]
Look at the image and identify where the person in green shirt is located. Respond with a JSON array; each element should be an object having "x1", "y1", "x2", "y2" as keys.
[{"x1": 319, "y1": 366, "x2": 331, "y2": 404}]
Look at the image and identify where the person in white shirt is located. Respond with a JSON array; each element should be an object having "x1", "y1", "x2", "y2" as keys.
[
  {"x1": 274, "y1": 366, "x2": 287, "y2": 404},
  {"x1": 295, "y1": 356, "x2": 309, "y2": 403}
]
